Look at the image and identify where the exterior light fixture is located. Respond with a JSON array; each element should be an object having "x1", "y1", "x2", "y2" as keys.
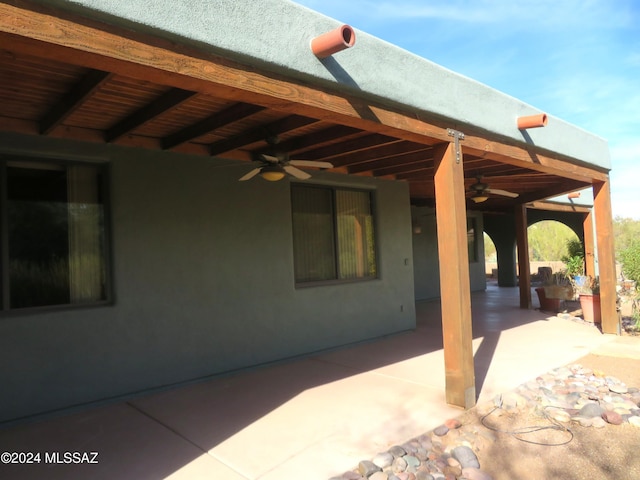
[{"x1": 260, "y1": 165, "x2": 286, "y2": 181}]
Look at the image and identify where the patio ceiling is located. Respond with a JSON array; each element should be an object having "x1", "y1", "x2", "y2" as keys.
[{"x1": 0, "y1": 2, "x2": 604, "y2": 212}]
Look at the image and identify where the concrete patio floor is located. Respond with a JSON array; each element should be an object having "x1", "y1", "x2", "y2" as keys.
[{"x1": 0, "y1": 284, "x2": 618, "y2": 480}]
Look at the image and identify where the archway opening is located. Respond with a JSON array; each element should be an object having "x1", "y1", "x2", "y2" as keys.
[
  {"x1": 526, "y1": 220, "x2": 579, "y2": 281},
  {"x1": 484, "y1": 232, "x2": 497, "y2": 280}
]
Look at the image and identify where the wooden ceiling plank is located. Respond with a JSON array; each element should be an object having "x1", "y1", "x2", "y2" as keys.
[
  {"x1": 162, "y1": 102, "x2": 265, "y2": 150},
  {"x1": 373, "y1": 159, "x2": 434, "y2": 179},
  {"x1": 39, "y1": 68, "x2": 110, "y2": 134},
  {"x1": 208, "y1": 114, "x2": 318, "y2": 156},
  {"x1": 270, "y1": 125, "x2": 362, "y2": 154},
  {"x1": 296, "y1": 133, "x2": 399, "y2": 161},
  {"x1": 347, "y1": 149, "x2": 433, "y2": 174},
  {"x1": 106, "y1": 87, "x2": 196, "y2": 142},
  {"x1": 329, "y1": 142, "x2": 430, "y2": 167}
]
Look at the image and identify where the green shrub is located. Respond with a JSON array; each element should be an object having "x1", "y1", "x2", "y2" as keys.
[
  {"x1": 620, "y1": 240, "x2": 640, "y2": 285},
  {"x1": 561, "y1": 238, "x2": 585, "y2": 277}
]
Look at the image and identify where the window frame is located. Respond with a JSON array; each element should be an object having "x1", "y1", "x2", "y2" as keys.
[
  {"x1": 290, "y1": 183, "x2": 379, "y2": 288},
  {"x1": 0, "y1": 156, "x2": 113, "y2": 315}
]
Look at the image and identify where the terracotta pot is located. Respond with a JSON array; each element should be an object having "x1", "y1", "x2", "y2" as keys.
[
  {"x1": 579, "y1": 294, "x2": 601, "y2": 324},
  {"x1": 536, "y1": 287, "x2": 561, "y2": 313}
]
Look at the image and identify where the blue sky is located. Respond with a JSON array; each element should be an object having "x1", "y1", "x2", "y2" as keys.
[{"x1": 294, "y1": 0, "x2": 640, "y2": 219}]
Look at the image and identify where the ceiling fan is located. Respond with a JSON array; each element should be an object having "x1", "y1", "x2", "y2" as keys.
[
  {"x1": 468, "y1": 175, "x2": 519, "y2": 203},
  {"x1": 239, "y1": 135, "x2": 333, "y2": 182}
]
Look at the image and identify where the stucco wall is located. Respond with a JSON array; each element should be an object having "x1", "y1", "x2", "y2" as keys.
[
  {"x1": 0, "y1": 133, "x2": 416, "y2": 423},
  {"x1": 411, "y1": 207, "x2": 486, "y2": 301}
]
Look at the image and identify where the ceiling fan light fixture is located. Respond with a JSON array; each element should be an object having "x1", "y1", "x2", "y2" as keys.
[
  {"x1": 471, "y1": 193, "x2": 489, "y2": 203},
  {"x1": 260, "y1": 164, "x2": 286, "y2": 181}
]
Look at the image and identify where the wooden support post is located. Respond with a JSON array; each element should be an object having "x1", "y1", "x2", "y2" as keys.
[
  {"x1": 515, "y1": 205, "x2": 532, "y2": 309},
  {"x1": 593, "y1": 179, "x2": 618, "y2": 334},
  {"x1": 434, "y1": 141, "x2": 476, "y2": 409},
  {"x1": 583, "y1": 210, "x2": 596, "y2": 278}
]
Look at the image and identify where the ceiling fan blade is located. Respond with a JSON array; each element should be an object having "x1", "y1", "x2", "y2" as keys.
[
  {"x1": 260, "y1": 154, "x2": 280, "y2": 164},
  {"x1": 283, "y1": 165, "x2": 311, "y2": 180},
  {"x1": 289, "y1": 160, "x2": 334, "y2": 169},
  {"x1": 486, "y1": 188, "x2": 519, "y2": 198},
  {"x1": 238, "y1": 167, "x2": 262, "y2": 181}
]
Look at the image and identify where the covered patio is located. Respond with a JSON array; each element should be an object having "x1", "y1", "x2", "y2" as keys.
[{"x1": 0, "y1": 285, "x2": 617, "y2": 480}]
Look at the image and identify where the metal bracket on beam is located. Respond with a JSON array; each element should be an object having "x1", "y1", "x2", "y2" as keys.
[{"x1": 447, "y1": 128, "x2": 465, "y2": 164}]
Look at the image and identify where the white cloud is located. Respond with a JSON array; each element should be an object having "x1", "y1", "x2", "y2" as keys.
[{"x1": 295, "y1": 0, "x2": 634, "y2": 30}]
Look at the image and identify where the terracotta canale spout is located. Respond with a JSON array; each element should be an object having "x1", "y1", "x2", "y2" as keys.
[
  {"x1": 517, "y1": 113, "x2": 548, "y2": 129},
  {"x1": 311, "y1": 25, "x2": 356, "y2": 58}
]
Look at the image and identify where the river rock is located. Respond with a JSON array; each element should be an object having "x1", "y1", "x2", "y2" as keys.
[
  {"x1": 451, "y1": 445, "x2": 480, "y2": 469},
  {"x1": 370, "y1": 473, "x2": 389, "y2": 480},
  {"x1": 358, "y1": 460, "x2": 381, "y2": 477},
  {"x1": 444, "y1": 418, "x2": 462, "y2": 429},
  {"x1": 461, "y1": 467, "x2": 494, "y2": 480},
  {"x1": 433, "y1": 425, "x2": 449, "y2": 436},
  {"x1": 579, "y1": 403, "x2": 605, "y2": 418},
  {"x1": 389, "y1": 446, "x2": 407, "y2": 458},
  {"x1": 602, "y1": 410, "x2": 623, "y2": 425},
  {"x1": 373, "y1": 452, "x2": 394, "y2": 469}
]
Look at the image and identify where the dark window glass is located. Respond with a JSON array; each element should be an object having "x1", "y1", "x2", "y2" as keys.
[{"x1": 6, "y1": 163, "x2": 108, "y2": 309}]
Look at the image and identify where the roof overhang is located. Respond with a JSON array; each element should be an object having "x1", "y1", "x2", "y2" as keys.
[{"x1": 0, "y1": 0, "x2": 610, "y2": 212}]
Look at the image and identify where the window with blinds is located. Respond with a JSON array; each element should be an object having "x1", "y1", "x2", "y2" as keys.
[
  {"x1": 291, "y1": 184, "x2": 377, "y2": 285},
  {"x1": 3, "y1": 160, "x2": 110, "y2": 310}
]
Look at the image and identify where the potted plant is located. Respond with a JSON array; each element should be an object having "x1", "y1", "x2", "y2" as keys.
[
  {"x1": 536, "y1": 272, "x2": 572, "y2": 312},
  {"x1": 562, "y1": 238, "x2": 586, "y2": 288},
  {"x1": 577, "y1": 276, "x2": 600, "y2": 324}
]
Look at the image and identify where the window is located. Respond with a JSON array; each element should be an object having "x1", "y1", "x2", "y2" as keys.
[
  {"x1": 2, "y1": 160, "x2": 110, "y2": 310},
  {"x1": 291, "y1": 185, "x2": 377, "y2": 284}
]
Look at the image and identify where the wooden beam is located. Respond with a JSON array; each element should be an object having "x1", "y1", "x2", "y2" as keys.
[
  {"x1": 526, "y1": 201, "x2": 591, "y2": 214},
  {"x1": 593, "y1": 179, "x2": 618, "y2": 334},
  {"x1": 434, "y1": 142, "x2": 476, "y2": 409},
  {"x1": 162, "y1": 102, "x2": 265, "y2": 150},
  {"x1": 208, "y1": 115, "x2": 318, "y2": 156},
  {"x1": 462, "y1": 141, "x2": 609, "y2": 183},
  {"x1": 0, "y1": 4, "x2": 610, "y2": 183},
  {"x1": 516, "y1": 179, "x2": 591, "y2": 205},
  {"x1": 39, "y1": 68, "x2": 110, "y2": 134},
  {"x1": 515, "y1": 205, "x2": 532, "y2": 309},
  {"x1": 106, "y1": 88, "x2": 196, "y2": 142},
  {"x1": 583, "y1": 210, "x2": 596, "y2": 277}
]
